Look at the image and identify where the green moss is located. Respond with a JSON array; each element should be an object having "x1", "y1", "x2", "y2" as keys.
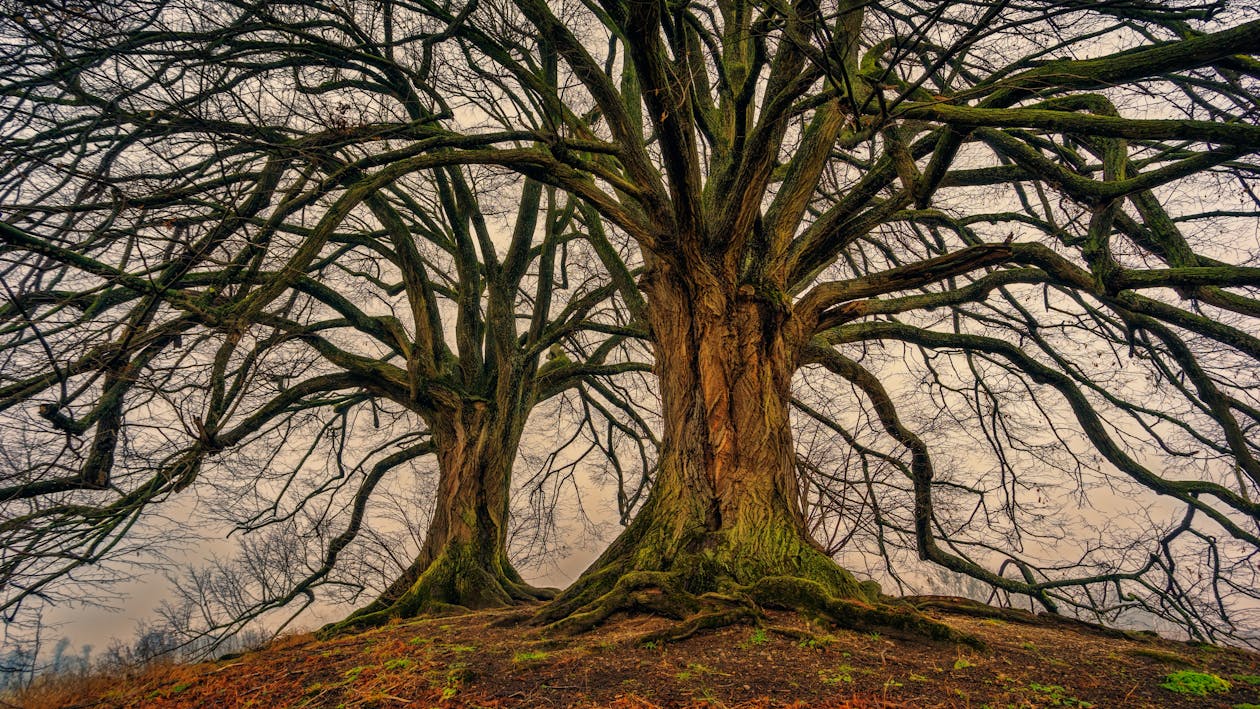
[
  {"x1": 819, "y1": 665, "x2": 855, "y2": 685},
  {"x1": 1232, "y1": 674, "x2": 1260, "y2": 686},
  {"x1": 1160, "y1": 670, "x2": 1231, "y2": 696},
  {"x1": 513, "y1": 650, "x2": 549, "y2": 663},
  {"x1": 322, "y1": 540, "x2": 548, "y2": 636},
  {"x1": 1126, "y1": 647, "x2": 1192, "y2": 665},
  {"x1": 1026, "y1": 683, "x2": 1093, "y2": 707}
]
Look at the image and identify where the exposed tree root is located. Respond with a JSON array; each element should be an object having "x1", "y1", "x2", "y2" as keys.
[
  {"x1": 536, "y1": 571, "x2": 982, "y2": 649},
  {"x1": 319, "y1": 548, "x2": 555, "y2": 638},
  {"x1": 486, "y1": 608, "x2": 541, "y2": 628},
  {"x1": 907, "y1": 595, "x2": 1040, "y2": 624},
  {"x1": 637, "y1": 606, "x2": 762, "y2": 645},
  {"x1": 544, "y1": 570, "x2": 701, "y2": 636},
  {"x1": 749, "y1": 576, "x2": 982, "y2": 648}
]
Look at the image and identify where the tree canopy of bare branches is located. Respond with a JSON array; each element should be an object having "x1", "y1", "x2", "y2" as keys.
[{"x1": 3, "y1": 0, "x2": 1260, "y2": 647}]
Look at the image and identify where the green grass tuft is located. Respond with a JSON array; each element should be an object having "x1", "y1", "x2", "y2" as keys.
[
  {"x1": 513, "y1": 650, "x2": 549, "y2": 664},
  {"x1": 1160, "y1": 669, "x2": 1231, "y2": 696}
]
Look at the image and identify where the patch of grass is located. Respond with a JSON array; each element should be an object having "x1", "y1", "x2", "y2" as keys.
[
  {"x1": 953, "y1": 657, "x2": 975, "y2": 670},
  {"x1": 430, "y1": 662, "x2": 473, "y2": 701},
  {"x1": 1232, "y1": 704, "x2": 1260, "y2": 709},
  {"x1": 342, "y1": 665, "x2": 367, "y2": 680},
  {"x1": 909, "y1": 673, "x2": 929, "y2": 682},
  {"x1": 513, "y1": 650, "x2": 550, "y2": 664},
  {"x1": 1160, "y1": 669, "x2": 1231, "y2": 696},
  {"x1": 1020, "y1": 641, "x2": 1036, "y2": 651},
  {"x1": 819, "y1": 665, "x2": 855, "y2": 685},
  {"x1": 676, "y1": 663, "x2": 719, "y2": 681},
  {"x1": 797, "y1": 635, "x2": 833, "y2": 649},
  {"x1": 446, "y1": 644, "x2": 477, "y2": 654},
  {"x1": 981, "y1": 618, "x2": 1006, "y2": 626},
  {"x1": 694, "y1": 686, "x2": 719, "y2": 703},
  {"x1": 383, "y1": 657, "x2": 413, "y2": 671},
  {"x1": 1026, "y1": 682, "x2": 1094, "y2": 707}
]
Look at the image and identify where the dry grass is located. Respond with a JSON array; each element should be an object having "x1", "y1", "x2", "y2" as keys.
[{"x1": 6, "y1": 602, "x2": 1259, "y2": 708}]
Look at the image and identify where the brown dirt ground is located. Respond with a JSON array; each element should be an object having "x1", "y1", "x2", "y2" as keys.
[{"x1": 9, "y1": 597, "x2": 1260, "y2": 708}]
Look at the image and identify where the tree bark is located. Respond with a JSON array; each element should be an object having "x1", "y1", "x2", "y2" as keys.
[
  {"x1": 333, "y1": 398, "x2": 551, "y2": 631},
  {"x1": 539, "y1": 265, "x2": 874, "y2": 627}
]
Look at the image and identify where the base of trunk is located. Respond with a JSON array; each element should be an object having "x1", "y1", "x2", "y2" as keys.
[
  {"x1": 533, "y1": 501, "x2": 975, "y2": 647},
  {"x1": 321, "y1": 541, "x2": 555, "y2": 636}
]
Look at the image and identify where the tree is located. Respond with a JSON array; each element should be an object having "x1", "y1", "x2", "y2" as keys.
[
  {"x1": 0, "y1": 0, "x2": 651, "y2": 635},
  {"x1": 3, "y1": 0, "x2": 1260, "y2": 649},
  {"x1": 341, "y1": 0, "x2": 1259, "y2": 642}
]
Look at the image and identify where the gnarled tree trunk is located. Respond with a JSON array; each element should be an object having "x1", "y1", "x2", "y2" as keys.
[
  {"x1": 331, "y1": 399, "x2": 551, "y2": 632},
  {"x1": 538, "y1": 267, "x2": 877, "y2": 631}
]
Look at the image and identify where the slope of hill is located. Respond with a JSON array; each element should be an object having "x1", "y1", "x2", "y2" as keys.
[{"x1": 9, "y1": 599, "x2": 1260, "y2": 708}]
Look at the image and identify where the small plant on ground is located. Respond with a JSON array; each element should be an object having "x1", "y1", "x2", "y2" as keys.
[
  {"x1": 740, "y1": 628, "x2": 769, "y2": 648},
  {"x1": 797, "y1": 634, "x2": 835, "y2": 649},
  {"x1": 953, "y1": 657, "x2": 974, "y2": 670},
  {"x1": 676, "y1": 663, "x2": 720, "y2": 681},
  {"x1": 1026, "y1": 682, "x2": 1094, "y2": 707},
  {"x1": 432, "y1": 663, "x2": 472, "y2": 701},
  {"x1": 1160, "y1": 669, "x2": 1231, "y2": 696},
  {"x1": 819, "y1": 665, "x2": 855, "y2": 685},
  {"x1": 384, "y1": 658, "x2": 413, "y2": 671},
  {"x1": 513, "y1": 650, "x2": 549, "y2": 664}
]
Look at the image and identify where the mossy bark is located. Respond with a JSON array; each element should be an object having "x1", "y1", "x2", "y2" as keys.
[
  {"x1": 328, "y1": 399, "x2": 550, "y2": 634},
  {"x1": 538, "y1": 267, "x2": 876, "y2": 630}
]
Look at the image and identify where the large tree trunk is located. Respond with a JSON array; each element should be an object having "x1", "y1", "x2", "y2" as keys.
[
  {"x1": 332, "y1": 399, "x2": 551, "y2": 632},
  {"x1": 538, "y1": 267, "x2": 875, "y2": 630}
]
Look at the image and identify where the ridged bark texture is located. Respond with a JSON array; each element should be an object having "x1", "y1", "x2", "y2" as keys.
[
  {"x1": 540, "y1": 268, "x2": 874, "y2": 627},
  {"x1": 332, "y1": 400, "x2": 549, "y2": 633}
]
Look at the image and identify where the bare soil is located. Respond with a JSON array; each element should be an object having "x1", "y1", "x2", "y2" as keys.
[{"x1": 11, "y1": 598, "x2": 1260, "y2": 708}]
